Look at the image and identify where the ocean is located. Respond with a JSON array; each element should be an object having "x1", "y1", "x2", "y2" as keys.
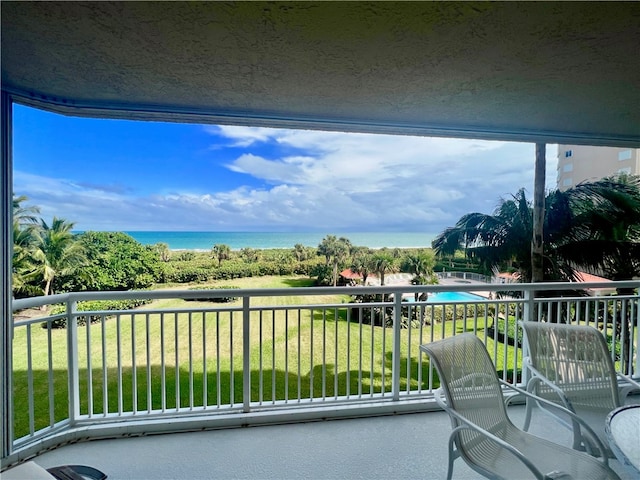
[{"x1": 123, "y1": 231, "x2": 437, "y2": 251}]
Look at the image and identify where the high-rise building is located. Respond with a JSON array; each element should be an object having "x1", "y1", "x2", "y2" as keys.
[{"x1": 557, "y1": 145, "x2": 640, "y2": 190}]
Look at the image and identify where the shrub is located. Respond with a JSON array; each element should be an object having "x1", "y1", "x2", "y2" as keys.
[
  {"x1": 44, "y1": 298, "x2": 152, "y2": 329},
  {"x1": 185, "y1": 286, "x2": 240, "y2": 303}
]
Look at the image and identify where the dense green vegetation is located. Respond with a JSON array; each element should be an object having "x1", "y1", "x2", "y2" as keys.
[
  {"x1": 433, "y1": 174, "x2": 640, "y2": 284},
  {"x1": 12, "y1": 195, "x2": 446, "y2": 301}
]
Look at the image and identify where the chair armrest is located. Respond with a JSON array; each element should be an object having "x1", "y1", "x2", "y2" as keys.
[
  {"x1": 617, "y1": 373, "x2": 640, "y2": 392},
  {"x1": 433, "y1": 388, "x2": 548, "y2": 480},
  {"x1": 523, "y1": 357, "x2": 575, "y2": 411},
  {"x1": 499, "y1": 379, "x2": 610, "y2": 463}
]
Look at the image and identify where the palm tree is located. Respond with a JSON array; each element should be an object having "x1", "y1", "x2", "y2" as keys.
[
  {"x1": 12, "y1": 221, "x2": 41, "y2": 297},
  {"x1": 293, "y1": 243, "x2": 308, "y2": 262},
  {"x1": 549, "y1": 174, "x2": 640, "y2": 373},
  {"x1": 212, "y1": 244, "x2": 231, "y2": 265},
  {"x1": 154, "y1": 242, "x2": 171, "y2": 262},
  {"x1": 403, "y1": 252, "x2": 437, "y2": 299},
  {"x1": 241, "y1": 247, "x2": 260, "y2": 263},
  {"x1": 12, "y1": 195, "x2": 41, "y2": 297},
  {"x1": 371, "y1": 252, "x2": 395, "y2": 287},
  {"x1": 317, "y1": 235, "x2": 352, "y2": 286},
  {"x1": 552, "y1": 174, "x2": 640, "y2": 282},
  {"x1": 350, "y1": 246, "x2": 374, "y2": 285},
  {"x1": 433, "y1": 177, "x2": 640, "y2": 284},
  {"x1": 13, "y1": 194, "x2": 40, "y2": 226},
  {"x1": 33, "y1": 217, "x2": 86, "y2": 297},
  {"x1": 433, "y1": 189, "x2": 534, "y2": 279}
]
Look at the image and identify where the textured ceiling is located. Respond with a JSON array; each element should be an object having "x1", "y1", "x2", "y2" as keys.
[{"x1": 2, "y1": 1, "x2": 639, "y2": 146}]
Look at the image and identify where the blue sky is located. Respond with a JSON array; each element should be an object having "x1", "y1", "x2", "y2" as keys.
[{"x1": 13, "y1": 104, "x2": 558, "y2": 233}]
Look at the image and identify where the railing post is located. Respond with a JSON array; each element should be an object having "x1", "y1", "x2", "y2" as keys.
[
  {"x1": 635, "y1": 293, "x2": 640, "y2": 377},
  {"x1": 67, "y1": 299, "x2": 80, "y2": 425},
  {"x1": 520, "y1": 289, "x2": 534, "y2": 386},
  {"x1": 1, "y1": 90, "x2": 14, "y2": 459},
  {"x1": 391, "y1": 293, "x2": 402, "y2": 401},
  {"x1": 243, "y1": 296, "x2": 251, "y2": 413}
]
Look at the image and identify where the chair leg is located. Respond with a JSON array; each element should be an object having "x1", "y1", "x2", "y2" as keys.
[
  {"x1": 523, "y1": 398, "x2": 534, "y2": 431},
  {"x1": 446, "y1": 436, "x2": 460, "y2": 480}
]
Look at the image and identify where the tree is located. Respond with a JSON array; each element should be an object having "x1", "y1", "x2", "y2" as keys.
[
  {"x1": 154, "y1": 242, "x2": 171, "y2": 262},
  {"x1": 240, "y1": 247, "x2": 260, "y2": 263},
  {"x1": 13, "y1": 194, "x2": 40, "y2": 226},
  {"x1": 433, "y1": 189, "x2": 534, "y2": 279},
  {"x1": 33, "y1": 217, "x2": 86, "y2": 297},
  {"x1": 552, "y1": 174, "x2": 640, "y2": 282},
  {"x1": 403, "y1": 252, "x2": 437, "y2": 298},
  {"x1": 12, "y1": 219, "x2": 41, "y2": 297},
  {"x1": 371, "y1": 252, "x2": 395, "y2": 286},
  {"x1": 350, "y1": 246, "x2": 374, "y2": 285},
  {"x1": 433, "y1": 177, "x2": 640, "y2": 285},
  {"x1": 12, "y1": 195, "x2": 41, "y2": 297},
  {"x1": 62, "y1": 231, "x2": 161, "y2": 292},
  {"x1": 212, "y1": 244, "x2": 231, "y2": 265},
  {"x1": 317, "y1": 235, "x2": 351, "y2": 286}
]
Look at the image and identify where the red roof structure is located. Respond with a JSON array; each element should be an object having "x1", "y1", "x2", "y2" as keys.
[{"x1": 339, "y1": 269, "x2": 363, "y2": 280}]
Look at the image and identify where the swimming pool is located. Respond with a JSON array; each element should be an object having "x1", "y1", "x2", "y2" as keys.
[{"x1": 426, "y1": 291, "x2": 484, "y2": 303}]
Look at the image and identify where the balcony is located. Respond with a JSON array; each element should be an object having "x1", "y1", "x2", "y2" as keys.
[{"x1": 5, "y1": 279, "x2": 640, "y2": 478}]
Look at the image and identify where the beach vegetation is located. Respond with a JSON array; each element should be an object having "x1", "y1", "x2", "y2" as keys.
[
  {"x1": 154, "y1": 242, "x2": 171, "y2": 262},
  {"x1": 212, "y1": 243, "x2": 231, "y2": 265},
  {"x1": 59, "y1": 231, "x2": 161, "y2": 292},
  {"x1": 240, "y1": 247, "x2": 260, "y2": 262}
]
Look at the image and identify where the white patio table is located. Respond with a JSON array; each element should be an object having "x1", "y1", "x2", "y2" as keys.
[{"x1": 605, "y1": 404, "x2": 640, "y2": 475}]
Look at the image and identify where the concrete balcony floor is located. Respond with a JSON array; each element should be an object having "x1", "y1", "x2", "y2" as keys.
[{"x1": 29, "y1": 403, "x2": 639, "y2": 480}]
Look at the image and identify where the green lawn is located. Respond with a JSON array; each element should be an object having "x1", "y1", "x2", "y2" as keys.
[{"x1": 12, "y1": 276, "x2": 521, "y2": 439}]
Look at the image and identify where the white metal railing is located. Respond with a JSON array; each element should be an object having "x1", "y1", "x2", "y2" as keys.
[{"x1": 7, "y1": 281, "x2": 640, "y2": 464}]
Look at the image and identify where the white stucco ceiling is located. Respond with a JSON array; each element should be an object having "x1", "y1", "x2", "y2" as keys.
[{"x1": 2, "y1": 1, "x2": 639, "y2": 146}]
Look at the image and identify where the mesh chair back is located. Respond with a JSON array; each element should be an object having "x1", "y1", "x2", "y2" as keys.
[
  {"x1": 521, "y1": 322, "x2": 620, "y2": 411},
  {"x1": 422, "y1": 334, "x2": 511, "y2": 462}
]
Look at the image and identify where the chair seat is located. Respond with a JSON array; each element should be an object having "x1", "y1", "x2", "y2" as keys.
[{"x1": 477, "y1": 424, "x2": 616, "y2": 480}]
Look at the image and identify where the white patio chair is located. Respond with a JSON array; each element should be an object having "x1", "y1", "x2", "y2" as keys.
[
  {"x1": 420, "y1": 333, "x2": 619, "y2": 480},
  {"x1": 520, "y1": 321, "x2": 640, "y2": 457}
]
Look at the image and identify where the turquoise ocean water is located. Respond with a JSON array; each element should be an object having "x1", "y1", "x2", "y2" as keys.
[{"x1": 123, "y1": 231, "x2": 437, "y2": 251}]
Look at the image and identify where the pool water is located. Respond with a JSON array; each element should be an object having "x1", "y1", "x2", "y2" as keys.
[{"x1": 426, "y1": 291, "x2": 484, "y2": 303}]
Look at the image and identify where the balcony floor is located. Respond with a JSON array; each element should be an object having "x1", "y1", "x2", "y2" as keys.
[{"x1": 26, "y1": 402, "x2": 639, "y2": 480}]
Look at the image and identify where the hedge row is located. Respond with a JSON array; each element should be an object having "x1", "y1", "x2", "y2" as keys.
[
  {"x1": 45, "y1": 298, "x2": 153, "y2": 329},
  {"x1": 160, "y1": 258, "x2": 323, "y2": 283},
  {"x1": 185, "y1": 286, "x2": 240, "y2": 303}
]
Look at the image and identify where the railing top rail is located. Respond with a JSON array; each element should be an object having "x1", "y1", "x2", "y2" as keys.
[{"x1": 12, "y1": 280, "x2": 640, "y2": 312}]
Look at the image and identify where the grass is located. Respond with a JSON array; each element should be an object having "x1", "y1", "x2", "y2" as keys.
[{"x1": 12, "y1": 276, "x2": 521, "y2": 439}]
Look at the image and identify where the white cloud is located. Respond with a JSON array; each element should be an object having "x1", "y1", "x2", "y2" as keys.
[
  {"x1": 204, "y1": 125, "x2": 284, "y2": 147},
  {"x1": 15, "y1": 127, "x2": 560, "y2": 233}
]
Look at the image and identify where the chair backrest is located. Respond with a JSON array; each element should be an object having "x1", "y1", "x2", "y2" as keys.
[
  {"x1": 422, "y1": 334, "x2": 510, "y2": 441},
  {"x1": 520, "y1": 322, "x2": 620, "y2": 410}
]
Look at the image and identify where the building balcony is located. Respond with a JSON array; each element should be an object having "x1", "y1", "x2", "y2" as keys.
[{"x1": 5, "y1": 279, "x2": 640, "y2": 478}]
